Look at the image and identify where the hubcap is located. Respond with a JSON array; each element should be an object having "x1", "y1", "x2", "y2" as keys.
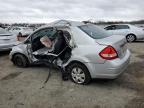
[
  {"x1": 71, "y1": 67, "x2": 85, "y2": 84},
  {"x1": 127, "y1": 35, "x2": 135, "y2": 42}
]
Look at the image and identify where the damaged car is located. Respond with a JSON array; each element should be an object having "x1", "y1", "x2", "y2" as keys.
[{"x1": 10, "y1": 20, "x2": 130, "y2": 84}]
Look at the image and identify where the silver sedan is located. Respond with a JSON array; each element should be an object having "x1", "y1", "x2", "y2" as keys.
[
  {"x1": 0, "y1": 28, "x2": 17, "y2": 51},
  {"x1": 10, "y1": 20, "x2": 130, "y2": 84},
  {"x1": 104, "y1": 24, "x2": 144, "y2": 42}
]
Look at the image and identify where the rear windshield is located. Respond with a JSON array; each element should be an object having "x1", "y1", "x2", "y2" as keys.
[{"x1": 79, "y1": 24, "x2": 110, "y2": 39}]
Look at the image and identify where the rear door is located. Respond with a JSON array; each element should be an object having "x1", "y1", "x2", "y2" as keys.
[{"x1": 112, "y1": 25, "x2": 129, "y2": 36}]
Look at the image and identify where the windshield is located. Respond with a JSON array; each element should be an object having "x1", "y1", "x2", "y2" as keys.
[{"x1": 79, "y1": 24, "x2": 110, "y2": 39}]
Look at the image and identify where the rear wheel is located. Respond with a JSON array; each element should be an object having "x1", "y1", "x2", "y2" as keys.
[
  {"x1": 13, "y1": 54, "x2": 29, "y2": 67},
  {"x1": 68, "y1": 63, "x2": 91, "y2": 84},
  {"x1": 126, "y1": 34, "x2": 136, "y2": 42}
]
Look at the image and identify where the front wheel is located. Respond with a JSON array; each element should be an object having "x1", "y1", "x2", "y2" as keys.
[
  {"x1": 12, "y1": 54, "x2": 29, "y2": 67},
  {"x1": 68, "y1": 63, "x2": 91, "y2": 84},
  {"x1": 126, "y1": 34, "x2": 136, "y2": 42}
]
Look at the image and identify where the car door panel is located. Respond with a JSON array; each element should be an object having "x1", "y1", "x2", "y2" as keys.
[
  {"x1": 112, "y1": 29, "x2": 128, "y2": 36},
  {"x1": 26, "y1": 27, "x2": 57, "y2": 61}
]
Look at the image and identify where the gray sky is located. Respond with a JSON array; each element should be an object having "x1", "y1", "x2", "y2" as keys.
[{"x1": 0, "y1": 0, "x2": 144, "y2": 23}]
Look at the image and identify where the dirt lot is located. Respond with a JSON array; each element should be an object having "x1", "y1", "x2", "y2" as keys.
[{"x1": 0, "y1": 41, "x2": 144, "y2": 108}]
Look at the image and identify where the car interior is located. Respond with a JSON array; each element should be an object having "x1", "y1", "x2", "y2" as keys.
[{"x1": 31, "y1": 28, "x2": 72, "y2": 65}]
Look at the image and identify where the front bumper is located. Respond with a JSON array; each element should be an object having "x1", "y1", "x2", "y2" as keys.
[{"x1": 84, "y1": 49, "x2": 131, "y2": 79}]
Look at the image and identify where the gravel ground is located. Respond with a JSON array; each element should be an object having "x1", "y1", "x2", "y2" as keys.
[{"x1": 0, "y1": 41, "x2": 144, "y2": 108}]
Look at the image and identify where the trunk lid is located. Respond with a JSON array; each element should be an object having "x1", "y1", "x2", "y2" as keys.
[{"x1": 95, "y1": 35, "x2": 127, "y2": 58}]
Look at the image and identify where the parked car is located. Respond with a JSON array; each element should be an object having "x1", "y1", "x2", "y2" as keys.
[
  {"x1": 0, "y1": 27, "x2": 17, "y2": 51},
  {"x1": 10, "y1": 20, "x2": 130, "y2": 84},
  {"x1": 8, "y1": 27, "x2": 33, "y2": 36},
  {"x1": 104, "y1": 24, "x2": 144, "y2": 42}
]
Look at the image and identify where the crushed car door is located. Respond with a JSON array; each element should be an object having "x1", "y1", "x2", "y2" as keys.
[{"x1": 26, "y1": 27, "x2": 57, "y2": 62}]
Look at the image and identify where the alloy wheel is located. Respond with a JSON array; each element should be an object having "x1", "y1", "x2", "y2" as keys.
[
  {"x1": 71, "y1": 67, "x2": 86, "y2": 84},
  {"x1": 127, "y1": 35, "x2": 135, "y2": 42}
]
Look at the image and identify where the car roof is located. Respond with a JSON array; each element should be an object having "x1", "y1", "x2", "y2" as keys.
[{"x1": 38, "y1": 20, "x2": 85, "y2": 30}]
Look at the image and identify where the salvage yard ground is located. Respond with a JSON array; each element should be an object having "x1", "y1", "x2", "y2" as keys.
[{"x1": 0, "y1": 41, "x2": 144, "y2": 108}]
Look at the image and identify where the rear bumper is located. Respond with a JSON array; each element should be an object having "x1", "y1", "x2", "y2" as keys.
[{"x1": 84, "y1": 49, "x2": 131, "y2": 79}]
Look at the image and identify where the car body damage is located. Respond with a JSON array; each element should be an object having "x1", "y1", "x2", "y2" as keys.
[{"x1": 10, "y1": 20, "x2": 130, "y2": 84}]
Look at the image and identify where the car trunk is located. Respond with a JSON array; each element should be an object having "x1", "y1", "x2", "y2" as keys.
[{"x1": 95, "y1": 35, "x2": 127, "y2": 58}]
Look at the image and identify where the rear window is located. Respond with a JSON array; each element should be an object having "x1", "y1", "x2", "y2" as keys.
[{"x1": 79, "y1": 25, "x2": 110, "y2": 39}]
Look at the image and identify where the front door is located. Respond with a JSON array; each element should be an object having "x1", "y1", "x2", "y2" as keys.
[
  {"x1": 26, "y1": 27, "x2": 57, "y2": 62},
  {"x1": 104, "y1": 25, "x2": 116, "y2": 35},
  {"x1": 112, "y1": 25, "x2": 129, "y2": 36}
]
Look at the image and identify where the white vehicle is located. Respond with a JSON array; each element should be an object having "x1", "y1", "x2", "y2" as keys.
[
  {"x1": 104, "y1": 24, "x2": 144, "y2": 42},
  {"x1": 0, "y1": 27, "x2": 17, "y2": 51}
]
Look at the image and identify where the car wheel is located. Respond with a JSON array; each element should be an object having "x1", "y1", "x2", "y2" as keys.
[
  {"x1": 126, "y1": 34, "x2": 136, "y2": 42},
  {"x1": 13, "y1": 54, "x2": 29, "y2": 67},
  {"x1": 68, "y1": 63, "x2": 91, "y2": 84}
]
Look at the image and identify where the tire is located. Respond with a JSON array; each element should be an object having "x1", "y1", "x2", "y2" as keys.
[
  {"x1": 68, "y1": 63, "x2": 91, "y2": 84},
  {"x1": 12, "y1": 54, "x2": 29, "y2": 67},
  {"x1": 126, "y1": 34, "x2": 136, "y2": 42}
]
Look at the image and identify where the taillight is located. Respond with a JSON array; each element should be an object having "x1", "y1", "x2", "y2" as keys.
[{"x1": 99, "y1": 45, "x2": 118, "y2": 60}]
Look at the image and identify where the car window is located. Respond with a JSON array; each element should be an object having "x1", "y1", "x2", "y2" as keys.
[
  {"x1": 31, "y1": 28, "x2": 57, "y2": 40},
  {"x1": 115, "y1": 25, "x2": 129, "y2": 29},
  {"x1": 104, "y1": 25, "x2": 116, "y2": 30},
  {"x1": 79, "y1": 24, "x2": 110, "y2": 39},
  {"x1": 0, "y1": 28, "x2": 9, "y2": 35}
]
